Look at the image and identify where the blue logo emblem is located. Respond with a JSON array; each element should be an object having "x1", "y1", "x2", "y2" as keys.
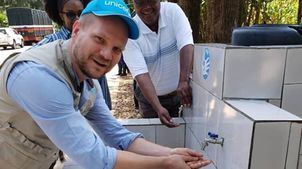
[{"x1": 202, "y1": 48, "x2": 210, "y2": 80}]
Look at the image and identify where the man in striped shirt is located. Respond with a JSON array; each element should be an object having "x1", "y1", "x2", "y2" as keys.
[{"x1": 124, "y1": 0, "x2": 193, "y2": 127}]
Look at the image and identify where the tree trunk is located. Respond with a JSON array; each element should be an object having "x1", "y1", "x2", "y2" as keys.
[
  {"x1": 204, "y1": 0, "x2": 245, "y2": 43},
  {"x1": 178, "y1": 0, "x2": 202, "y2": 42},
  {"x1": 254, "y1": 1, "x2": 260, "y2": 24},
  {"x1": 241, "y1": 0, "x2": 250, "y2": 24},
  {"x1": 298, "y1": 0, "x2": 302, "y2": 24}
]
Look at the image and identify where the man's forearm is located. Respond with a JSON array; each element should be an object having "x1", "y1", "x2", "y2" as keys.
[
  {"x1": 117, "y1": 138, "x2": 209, "y2": 169},
  {"x1": 179, "y1": 44, "x2": 193, "y2": 82},
  {"x1": 135, "y1": 73, "x2": 163, "y2": 113},
  {"x1": 135, "y1": 73, "x2": 179, "y2": 127},
  {"x1": 114, "y1": 150, "x2": 191, "y2": 169},
  {"x1": 114, "y1": 150, "x2": 167, "y2": 169},
  {"x1": 127, "y1": 138, "x2": 172, "y2": 156}
]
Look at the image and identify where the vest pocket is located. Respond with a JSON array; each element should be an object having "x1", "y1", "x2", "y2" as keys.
[{"x1": 0, "y1": 141, "x2": 41, "y2": 169}]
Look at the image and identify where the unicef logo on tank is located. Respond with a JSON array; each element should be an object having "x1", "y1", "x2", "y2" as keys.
[{"x1": 202, "y1": 48, "x2": 210, "y2": 80}]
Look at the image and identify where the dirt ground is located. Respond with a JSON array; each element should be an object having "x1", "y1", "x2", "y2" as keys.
[{"x1": 107, "y1": 73, "x2": 142, "y2": 119}]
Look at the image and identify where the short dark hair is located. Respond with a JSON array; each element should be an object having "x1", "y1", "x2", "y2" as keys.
[{"x1": 44, "y1": 0, "x2": 91, "y2": 26}]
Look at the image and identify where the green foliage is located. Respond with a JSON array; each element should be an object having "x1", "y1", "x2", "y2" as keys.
[
  {"x1": 0, "y1": 0, "x2": 44, "y2": 10},
  {"x1": 265, "y1": 0, "x2": 298, "y2": 24},
  {"x1": 0, "y1": 10, "x2": 8, "y2": 27},
  {"x1": 0, "y1": 0, "x2": 45, "y2": 27},
  {"x1": 245, "y1": 0, "x2": 298, "y2": 25}
]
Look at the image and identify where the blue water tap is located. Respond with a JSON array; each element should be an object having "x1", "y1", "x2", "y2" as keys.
[
  {"x1": 208, "y1": 132, "x2": 219, "y2": 139},
  {"x1": 201, "y1": 132, "x2": 224, "y2": 150}
]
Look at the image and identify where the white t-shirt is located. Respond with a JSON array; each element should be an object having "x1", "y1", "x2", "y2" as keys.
[{"x1": 123, "y1": 2, "x2": 193, "y2": 95}]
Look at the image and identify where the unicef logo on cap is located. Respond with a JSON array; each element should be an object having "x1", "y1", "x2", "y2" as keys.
[{"x1": 202, "y1": 48, "x2": 210, "y2": 80}]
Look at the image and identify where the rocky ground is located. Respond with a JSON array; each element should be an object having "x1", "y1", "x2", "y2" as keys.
[{"x1": 107, "y1": 70, "x2": 142, "y2": 119}]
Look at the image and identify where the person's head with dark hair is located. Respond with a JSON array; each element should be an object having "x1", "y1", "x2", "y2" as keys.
[
  {"x1": 44, "y1": 0, "x2": 91, "y2": 31},
  {"x1": 132, "y1": 0, "x2": 160, "y2": 32}
]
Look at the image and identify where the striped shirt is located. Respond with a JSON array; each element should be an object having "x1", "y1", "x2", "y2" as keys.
[{"x1": 32, "y1": 26, "x2": 71, "y2": 48}]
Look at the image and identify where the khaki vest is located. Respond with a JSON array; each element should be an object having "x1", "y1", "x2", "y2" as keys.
[{"x1": 0, "y1": 40, "x2": 98, "y2": 169}]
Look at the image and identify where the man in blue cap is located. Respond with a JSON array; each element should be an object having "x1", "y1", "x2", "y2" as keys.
[{"x1": 0, "y1": 0, "x2": 210, "y2": 168}]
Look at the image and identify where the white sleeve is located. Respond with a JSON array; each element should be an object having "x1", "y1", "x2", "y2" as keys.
[
  {"x1": 170, "y1": 3, "x2": 194, "y2": 50},
  {"x1": 123, "y1": 39, "x2": 149, "y2": 77}
]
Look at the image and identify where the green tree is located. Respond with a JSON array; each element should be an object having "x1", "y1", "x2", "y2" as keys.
[
  {"x1": 0, "y1": 11, "x2": 8, "y2": 27},
  {"x1": 0, "y1": 0, "x2": 44, "y2": 27},
  {"x1": 0, "y1": 0, "x2": 44, "y2": 10},
  {"x1": 0, "y1": 0, "x2": 44, "y2": 26},
  {"x1": 199, "y1": 0, "x2": 299, "y2": 42},
  {"x1": 266, "y1": 0, "x2": 298, "y2": 24},
  {"x1": 245, "y1": 0, "x2": 298, "y2": 25}
]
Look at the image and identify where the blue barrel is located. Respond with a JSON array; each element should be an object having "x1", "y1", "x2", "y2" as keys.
[{"x1": 231, "y1": 24, "x2": 302, "y2": 46}]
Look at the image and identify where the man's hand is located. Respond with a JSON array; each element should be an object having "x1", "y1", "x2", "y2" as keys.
[
  {"x1": 157, "y1": 106, "x2": 180, "y2": 128},
  {"x1": 170, "y1": 148, "x2": 211, "y2": 169},
  {"x1": 163, "y1": 154, "x2": 192, "y2": 169},
  {"x1": 177, "y1": 81, "x2": 192, "y2": 106}
]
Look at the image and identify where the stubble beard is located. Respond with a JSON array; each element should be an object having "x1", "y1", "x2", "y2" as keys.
[{"x1": 73, "y1": 43, "x2": 104, "y2": 79}]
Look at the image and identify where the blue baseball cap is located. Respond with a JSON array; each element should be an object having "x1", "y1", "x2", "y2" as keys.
[{"x1": 81, "y1": 0, "x2": 139, "y2": 40}]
